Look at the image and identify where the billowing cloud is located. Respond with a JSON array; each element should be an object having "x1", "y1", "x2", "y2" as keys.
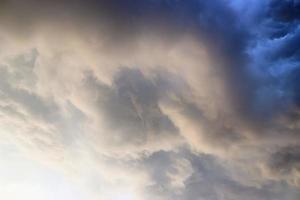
[{"x1": 1, "y1": 0, "x2": 300, "y2": 199}]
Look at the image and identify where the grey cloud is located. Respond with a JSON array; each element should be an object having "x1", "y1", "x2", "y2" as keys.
[
  {"x1": 1, "y1": 0, "x2": 300, "y2": 199},
  {"x1": 179, "y1": 100, "x2": 244, "y2": 147},
  {"x1": 182, "y1": 153, "x2": 300, "y2": 200},
  {"x1": 136, "y1": 150, "x2": 300, "y2": 200},
  {"x1": 268, "y1": 146, "x2": 300, "y2": 186},
  {"x1": 0, "y1": 49, "x2": 86, "y2": 161},
  {"x1": 82, "y1": 68, "x2": 181, "y2": 148},
  {"x1": 0, "y1": 49, "x2": 59, "y2": 123},
  {"x1": 0, "y1": 0, "x2": 258, "y2": 124}
]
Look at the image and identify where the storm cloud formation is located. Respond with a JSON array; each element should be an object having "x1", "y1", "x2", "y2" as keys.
[{"x1": 0, "y1": 0, "x2": 300, "y2": 200}]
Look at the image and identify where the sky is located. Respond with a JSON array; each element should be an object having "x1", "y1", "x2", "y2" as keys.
[{"x1": 0, "y1": 0, "x2": 300, "y2": 199}]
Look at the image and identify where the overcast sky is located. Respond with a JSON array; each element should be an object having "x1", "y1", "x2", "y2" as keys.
[{"x1": 0, "y1": 0, "x2": 300, "y2": 199}]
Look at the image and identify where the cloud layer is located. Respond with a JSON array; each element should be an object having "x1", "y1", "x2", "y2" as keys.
[{"x1": 0, "y1": 0, "x2": 300, "y2": 199}]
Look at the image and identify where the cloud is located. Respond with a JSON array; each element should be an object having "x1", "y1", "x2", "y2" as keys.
[
  {"x1": 0, "y1": 0, "x2": 300, "y2": 199},
  {"x1": 79, "y1": 68, "x2": 183, "y2": 154},
  {"x1": 267, "y1": 145, "x2": 300, "y2": 186}
]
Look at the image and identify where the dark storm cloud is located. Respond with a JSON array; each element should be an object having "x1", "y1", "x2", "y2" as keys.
[
  {"x1": 1, "y1": 0, "x2": 298, "y2": 121},
  {"x1": 48, "y1": 0, "x2": 300, "y2": 183},
  {"x1": 235, "y1": 0, "x2": 300, "y2": 120},
  {"x1": 242, "y1": 0, "x2": 300, "y2": 186},
  {"x1": 245, "y1": 0, "x2": 300, "y2": 121},
  {"x1": 1, "y1": 0, "x2": 300, "y2": 198},
  {"x1": 269, "y1": 145, "x2": 300, "y2": 174},
  {"x1": 0, "y1": 0, "x2": 250, "y2": 51},
  {"x1": 269, "y1": 0, "x2": 300, "y2": 22},
  {"x1": 1, "y1": 0, "x2": 298, "y2": 150},
  {"x1": 268, "y1": 145, "x2": 300, "y2": 186},
  {"x1": 0, "y1": 0, "x2": 257, "y2": 119}
]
